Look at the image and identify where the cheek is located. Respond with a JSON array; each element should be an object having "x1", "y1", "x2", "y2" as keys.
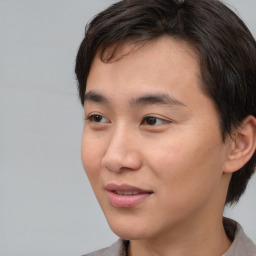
[
  {"x1": 81, "y1": 130, "x2": 103, "y2": 183},
  {"x1": 145, "y1": 130, "x2": 226, "y2": 199}
]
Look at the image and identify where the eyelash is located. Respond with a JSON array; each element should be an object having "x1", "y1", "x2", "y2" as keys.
[
  {"x1": 141, "y1": 116, "x2": 168, "y2": 126},
  {"x1": 85, "y1": 114, "x2": 170, "y2": 126},
  {"x1": 86, "y1": 114, "x2": 109, "y2": 123}
]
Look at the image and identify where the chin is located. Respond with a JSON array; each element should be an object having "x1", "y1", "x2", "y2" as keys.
[
  {"x1": 110, "y1": 225, "x2": 147, "y2": 240},
  {"x1": 106, "y1": 215, "x2": 154, "y2": 240}
]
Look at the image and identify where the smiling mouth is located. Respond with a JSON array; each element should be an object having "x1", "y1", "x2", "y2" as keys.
[
  {"x1": 105, "y1": 183, "x2": 153, "y2": 208},
  {"x1": 115, "y1": 191, "x2": 141, "y2": 195}
]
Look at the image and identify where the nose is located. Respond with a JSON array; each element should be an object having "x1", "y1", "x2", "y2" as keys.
[{"x1": 101, "y1": 127, "x2": 142, "y2": 173}]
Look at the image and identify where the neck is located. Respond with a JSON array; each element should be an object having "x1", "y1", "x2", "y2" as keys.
[{"x1": 128, "y1": 214, "x2": 231, "y2": 256}]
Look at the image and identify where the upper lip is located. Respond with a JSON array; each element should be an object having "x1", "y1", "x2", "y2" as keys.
[{"x1": 105, "y1": 183, "x2": 153, "y2": 194}]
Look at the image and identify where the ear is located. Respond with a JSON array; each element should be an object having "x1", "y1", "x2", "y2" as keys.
[{"x1": 224, "y1": 115, "x2": 256, "y2": 174}]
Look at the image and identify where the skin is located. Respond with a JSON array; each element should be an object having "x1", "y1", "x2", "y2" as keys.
[{"x1": 82, "y1": 37, "x2": 234, "y2": 256}]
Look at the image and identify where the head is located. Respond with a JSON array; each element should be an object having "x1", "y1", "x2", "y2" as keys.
[{"x1": 76, "y1": 0, "x2": 256, "y2": 207}]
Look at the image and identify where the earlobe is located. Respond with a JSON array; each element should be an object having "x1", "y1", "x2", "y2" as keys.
[{"x1": 224, "y1": 115, "x2": 256, "y2": 174}]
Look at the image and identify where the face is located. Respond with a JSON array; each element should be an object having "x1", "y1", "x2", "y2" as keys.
[{"x1": 82, "y1": 37, "x2": 231, "y2": 240}]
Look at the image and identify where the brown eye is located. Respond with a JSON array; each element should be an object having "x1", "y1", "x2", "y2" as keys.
[
  {"x1": 142, "y1": 116, "x2": 166, "y2": 126},
  {"x1": 145, "y1": 117, "x2": 157, "y2": 125},
  {"x1": 92, "y1": 115, "x2": 103, "y2": 122},
  {"x1": 88, "y1": 114, "x2": 109, "y2": 123}
]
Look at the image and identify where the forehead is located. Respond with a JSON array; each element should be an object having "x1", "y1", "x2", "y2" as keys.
[{"x1": 87, "y1": 37, "x2": 203, "y2": 99}]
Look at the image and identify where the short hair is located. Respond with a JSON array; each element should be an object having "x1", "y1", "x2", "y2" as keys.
[{"x1": 75, "y1": 0, "x2": 256, "y2": 205}]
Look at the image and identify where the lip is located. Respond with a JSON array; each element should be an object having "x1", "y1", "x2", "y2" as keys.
[{"x1": 105, "y1": 183, "x2": 153, "y2": 208}]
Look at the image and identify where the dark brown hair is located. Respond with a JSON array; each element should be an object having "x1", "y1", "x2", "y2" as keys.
[{"x1": 75, "y1": 0, "x2": 256, "y2": 205}]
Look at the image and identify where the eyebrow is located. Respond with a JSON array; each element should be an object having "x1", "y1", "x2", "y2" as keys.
[
  {"x1": 84, "y1": 91, "x2": 109, "y2": 104},
  {"x1": 84, "y1": 91, "x2": 186, "y2": 108},
  {"x1": 130, "y1": 93, "x2": 186, "y2": 107}
]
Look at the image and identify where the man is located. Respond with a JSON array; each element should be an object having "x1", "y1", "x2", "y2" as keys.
[{"x1": 75, "y1": 0, "x2": 256, "y2": 255}]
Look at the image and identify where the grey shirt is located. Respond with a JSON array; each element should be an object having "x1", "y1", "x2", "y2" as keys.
[
  {"x1": 223, "y1": 222, "x2": 256, "y2": 256},
  {"x1": 83, "y1": 220, "x2": 256, "y2": 256}
]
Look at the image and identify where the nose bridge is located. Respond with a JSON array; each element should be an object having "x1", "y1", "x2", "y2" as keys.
[{"x1": 101, "y1": 123, "x2": 142, "y2": 172}]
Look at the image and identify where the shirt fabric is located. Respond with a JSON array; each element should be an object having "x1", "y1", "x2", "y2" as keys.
[{"x1": 83, "y1": 219, "x2": 256, "y2": 256}]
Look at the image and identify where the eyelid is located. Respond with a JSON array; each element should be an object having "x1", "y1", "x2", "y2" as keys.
[
  {"x1": 141, "y1": 115, "x2": 171, "y2": 126},
  {"x1": 85, "y1": 113, "x2": 110, "y2": 123},
  {"x1": 84, "y1": 113, "x2": 171, "y2": 126}
]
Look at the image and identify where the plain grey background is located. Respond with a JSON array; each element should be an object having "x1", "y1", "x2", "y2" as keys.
[{"x1": 0, "y1": 0, "x2": 255, "y2": 255}]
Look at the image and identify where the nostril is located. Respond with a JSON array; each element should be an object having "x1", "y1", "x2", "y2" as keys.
[
  {"x1": 102, "y1": 150, "x2": 142, "y2": 173},
  {"x1": 103, "y1": 164, "x2": 122, "y2": 173}
]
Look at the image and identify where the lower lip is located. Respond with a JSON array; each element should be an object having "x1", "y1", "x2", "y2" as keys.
[{"x1": 107, "y1": 191, "x2": 152, "y2": 208}]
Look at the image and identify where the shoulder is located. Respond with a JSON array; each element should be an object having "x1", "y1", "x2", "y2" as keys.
[
  {"x1": 223, "y1": 218, "x2": 256, "y2": 256},
  {"x1": 82, "y1": 239, "x2": 129, "y2": 256}
]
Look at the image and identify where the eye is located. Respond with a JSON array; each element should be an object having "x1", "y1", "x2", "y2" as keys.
[
  {"x1": 87, "y1": 114, "x2": 109, "y2": 123},
  {"x1": 142, "y1": 116, "x2": 167, "y2": 126}
]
